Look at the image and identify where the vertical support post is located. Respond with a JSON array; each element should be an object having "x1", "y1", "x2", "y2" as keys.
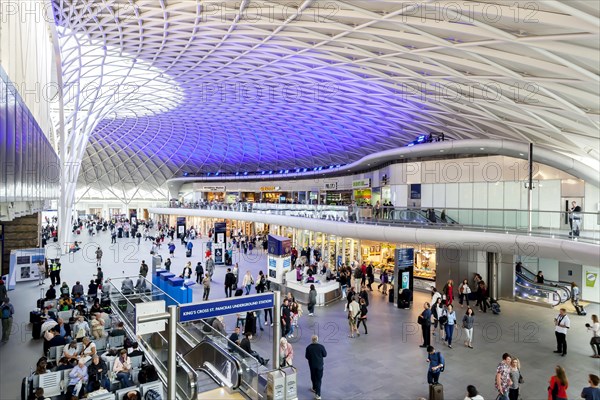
[
  {"x1": 341, "y1": 238, "x2": 347, "y2": 266},
  {"x1": 273, "y1": 291, "x2": 281, "y2": 370},
  {"x1": 527, "y1": 143, "x2": 534, "y2": 233},
  {"x1": 168, "y1": 305, "x2": 177, "y2": 400}
]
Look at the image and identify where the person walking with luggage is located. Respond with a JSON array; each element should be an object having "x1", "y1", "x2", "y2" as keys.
[
  {"x1": 426, "y1": 345, "x2": 444, "y2": 385},
  {"x1": 462, "y1": 307, "x2": 475, "y2": 348},
  {"x1": 186, "y1": 240, "x2": 193, "y2": 257},
  {"x1": 182, "y1": 262, "x2": 192, "y2": 280},
  {"x1": 1, "y1": 298, "x2": 14, "y2": 343},
  {"x1": 202, "y1": 274, "x2": 211, "y2": 301},
  {"x1": 419, "y1": 302, "x2": 432, "y2": 348},
  {"x1": 305, "y1": 335, "x2": 327, "y2": 400},
  {"x1": 495, "y1": 353, "x2": 513, "y2": 400},
  {"x1": 95, "y1": 247, "x2": 103, "y2": 266},
  {"x1": 554, "y1": 308, "x2": 570, "y2": 356}
]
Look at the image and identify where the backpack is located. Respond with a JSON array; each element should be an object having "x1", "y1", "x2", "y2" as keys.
[
  {"x1": 144, "y1": 389, "x2": 162, "y2": 400},
  {"x1": 1, "y1": 305, "x2": 10, "y2": 319}
]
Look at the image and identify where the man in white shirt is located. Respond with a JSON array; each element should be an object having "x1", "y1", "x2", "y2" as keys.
[{"x1": 554, "y1": 308, "x2": 570, "y2": 356}]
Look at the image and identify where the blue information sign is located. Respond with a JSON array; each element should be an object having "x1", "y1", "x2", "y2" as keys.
[
  {"x1": 395, "y1": 248, "x2": 414, "y2": 267},
  {"x1": 179, "y1": 293, "x2": 275, "y2": 322}
]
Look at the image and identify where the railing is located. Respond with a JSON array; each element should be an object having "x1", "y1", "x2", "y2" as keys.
[
  {"x1": 160, "y1": 202, "x2": 599, "y2": 243},
  {"x1": 182, "y1": 320, "x2": 263, "y2": 400},
  {"x1": 108, "y1": 278, "x2": 198, "y2": 400}
]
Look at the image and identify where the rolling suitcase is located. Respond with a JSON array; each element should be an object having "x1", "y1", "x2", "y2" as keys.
[
  {"x1": 234, "y1": 288, "x2": 244, "y2": 297},
  {"x1": 575, "y1": 304, "x2": 587, "y2": 316},
  {"x1": 186, "y1": 249, "x2": 192, "y2": 258},
  {"x1": 429, "y1": 383, "x2": 443, "y2": 400},
  {"x1": 32, "y1": 322, "x2": 42, "y2": 339},
  {"x1": 30, "y1": 311, "x2": 42, "y2": 324},
  {"x1": 389, "y1": 289, "x2": 394, "y2": 303}
]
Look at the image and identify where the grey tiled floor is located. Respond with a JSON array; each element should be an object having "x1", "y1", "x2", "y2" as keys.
[{"x1": 1, "y1": 229, "x2": 598, "y2": 400}]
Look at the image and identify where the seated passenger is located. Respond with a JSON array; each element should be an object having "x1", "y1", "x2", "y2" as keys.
[
  {"x1": 87, "y1": 355, "x2": 110, "y2": 393},
  {"x1": 71, "y1": 281, "x2": 84, "y2": 297},
  {"x1": 121, "y1": 277, "x2": 134, "y2": 294},
  {"x1": 134, "y1": 275, "x2": 147, "y2": 292},
  {"x1": 87, "y1": 280, "x2": 98, "y2": 299},
  {"x1": 63, "y1": 341, "x2": 80, "y2": 364},
  {"x1": 113, "y1": 349, "x2": 134, "y2": 388},
  {"x1": 55, "y1": 357, "x2": 72, "y2": 371},
  {"x1": 59, "y1": 283, "x2": 70, "y2": 297},
  {"x1": 73, "y1": 316, "x2": 90, "y2": 342},
  {"x1": 90, "y1": 314, "x2": 105, "y2": 340},
  {"x1": 67, "y1": 359, "x2": 88, "y2": 398},
  {"x1": 58, "y1": 295, "x2": 73, "y2": 311},
  {"x1": 45, "y1": 285, "x2": 56, "y2": 300},
  {"x1": 137, "y1": 364, "x2": 159, "y2": 384},
  {"x1": 110, "y1": 321, "x2": 126, "y2": 337},
  {"x1": 81, "y1": 337, "x2": 97, "y2": 358}
]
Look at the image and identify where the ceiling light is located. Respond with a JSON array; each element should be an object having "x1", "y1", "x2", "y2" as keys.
[{"x1": 480, "y1": 147, "x2": 485, "y2": 150}]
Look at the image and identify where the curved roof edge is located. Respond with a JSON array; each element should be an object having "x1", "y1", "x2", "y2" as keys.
[
  {"x1": 149, "y1": 208, "x2": 599, "y2": 266},
  {"x1": 167, "y1": 139, "x2": 599, "y2": 189}
]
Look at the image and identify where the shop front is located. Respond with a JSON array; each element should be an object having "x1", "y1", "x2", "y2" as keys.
[
  {"x1": 360, "y1": 241, "x2": 437, "y2": 287},
  {"x1": 241, "y1": 192, "x2": 258, "y2": 202},
  {"x1": 225, "y1": 192, "x2": 240, "y2": 204},
  {"x1": 260, "y1": 186, "x2": 291, "y2": 203},
  {"x1": 352, "y1": 179, "x2": 372, "y2": 206},
  {"x1": 325, "y1": 190, "x2": 352, "y2": 205}
]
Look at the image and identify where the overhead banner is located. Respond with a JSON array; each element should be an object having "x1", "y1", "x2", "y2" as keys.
[
  {"x1": 179, "y1": 293, "x2": 275, "y2": 322},
  {"x1": 203, "y1": 186, "x2": 226, "y2": 191},
  {"x1": 324, "y1": 182, "x2": 338, "y2": 190}
]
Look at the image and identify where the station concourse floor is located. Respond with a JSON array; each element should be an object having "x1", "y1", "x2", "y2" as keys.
[{"x1": 1, "y1": 228, "x2": 598, "y2": 400}]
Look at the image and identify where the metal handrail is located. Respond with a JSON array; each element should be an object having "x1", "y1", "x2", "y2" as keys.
[{"x1": 108, "y1": 280, "x2": 198, "y2": 400}]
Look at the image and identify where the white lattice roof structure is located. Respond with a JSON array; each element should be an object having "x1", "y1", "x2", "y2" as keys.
[{"x1": 49, "y1": 0, "x2": 600, "y2": 202}]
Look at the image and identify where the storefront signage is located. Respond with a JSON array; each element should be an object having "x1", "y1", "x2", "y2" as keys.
[
  {"x1": 260, "y1": 186, "x2": 280, "y2": 191},
  {"x1": 324, "y1": 182, "x2": 338, "y2": 190},
  {"x1": 352, "y1": 179, "x2": 371, "y2": 189},
  {"x1": 203, "y1": 186, "x2": 226, "y2": 192},
  {"x1": 179, "y1": 293, "x2": 274, "y2": 322}
]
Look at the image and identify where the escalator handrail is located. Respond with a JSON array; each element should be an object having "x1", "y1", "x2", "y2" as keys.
[
  {"x1": 184, "y1": 338, "x2": 243, "y2": 390},
  {"x1": 516, "y1": 272, "x2": 570, "y2": 304},
  {"x1": 517, "y1": 268, "x2": 571, "y2": 301},
  {"x1": 515, "y1": 277, "x2": 561, "y2": 307},
  {"x1": 520, "y1": 265, "x2": 573, "y2": 288}
]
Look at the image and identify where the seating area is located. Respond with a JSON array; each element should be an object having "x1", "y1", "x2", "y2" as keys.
[{"x1": 24, "y1": 280, "x2": 165, "y2": 400}]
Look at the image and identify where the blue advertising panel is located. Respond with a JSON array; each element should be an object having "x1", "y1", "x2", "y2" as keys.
[
  {"x1": 179, "y1": 293, "x2": 275, "y2": 322},
  {"x1": 395, "y1": 248, "x2": 414, "y2": 267}
]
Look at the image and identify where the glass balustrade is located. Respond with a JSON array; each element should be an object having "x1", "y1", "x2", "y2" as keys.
[{"x1": 160, "y1": 202, "x2": 599, "y2": 243}]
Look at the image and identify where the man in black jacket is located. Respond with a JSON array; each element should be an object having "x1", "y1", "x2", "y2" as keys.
[
  {"x1": 224, "y1": 268, "x2": 236, "y2": 297},
  {"x1": 305, "y1": 335, "x2": 327, "y2": 400},
  {"x1": 281, "y1": 299, "x2": 291, "y2": 337}
]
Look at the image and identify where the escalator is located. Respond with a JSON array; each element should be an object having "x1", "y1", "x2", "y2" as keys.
[
  {"x1": 515, "y1": 266, "x2": 572, "y2": 307},
  {"x1": 196, "y1": 369, "x2": 221, "y2": 394}
]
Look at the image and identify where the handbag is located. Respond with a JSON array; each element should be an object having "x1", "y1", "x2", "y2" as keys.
[
  {"x1": 439, "y1": 315, "x2": 448, "y2": 325},
  {"x1": 518, "y1": 369, "x2": 524, "y2": 384},
  {"x1": 417, "y1": 315, "x2": 424, "y2": 325}
]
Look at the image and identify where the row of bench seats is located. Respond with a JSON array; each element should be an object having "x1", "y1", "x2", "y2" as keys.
[{"x1": 34, "y1": 369, "x2": 163, "y2": 400}]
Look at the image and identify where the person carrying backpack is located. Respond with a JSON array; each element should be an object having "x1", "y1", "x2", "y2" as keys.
[{"x1": 1, "y1": 298, "x2": 15, "y2": 342}]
